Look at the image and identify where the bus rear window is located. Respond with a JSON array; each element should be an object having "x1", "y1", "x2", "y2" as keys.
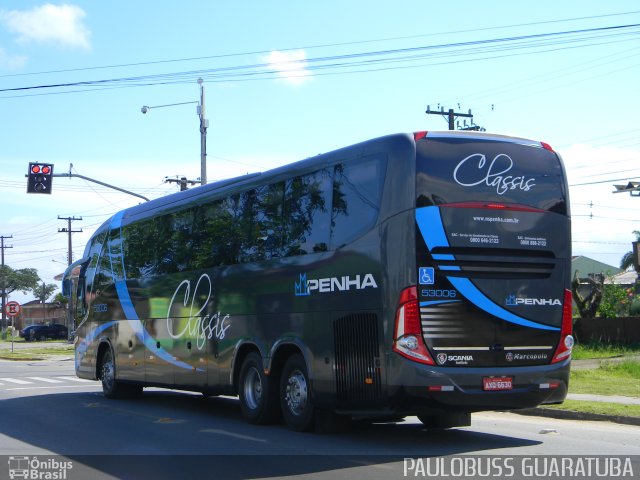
[{"x1": 416, "y1": 136, "x2": 567, "y2": 213}]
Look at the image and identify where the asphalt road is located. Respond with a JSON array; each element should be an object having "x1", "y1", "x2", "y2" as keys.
[{"x1": 1, "y1": 359, "x2": 639, "y2": 480}]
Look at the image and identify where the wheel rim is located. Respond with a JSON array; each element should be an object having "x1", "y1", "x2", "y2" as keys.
[
  {"x1": 284, "y1": 369, "x2": 307, "y2": 416},
  {"x1": 243, "y1": 366, "x2": 263, "y2": 410},
  {"x1": 102, "y1": 358, "x2": 114, "y2": 391}
]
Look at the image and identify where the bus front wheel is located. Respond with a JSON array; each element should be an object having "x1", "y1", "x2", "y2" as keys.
[
  {"x1": 280, "y1": 354, "x2": 314, "y2": 432},
  {"x1": 99, "y1": 347, "x2": 142, "y2": 399},
  {"x1": 238, "y1": 352, "x2": 280, "y2": 424}
]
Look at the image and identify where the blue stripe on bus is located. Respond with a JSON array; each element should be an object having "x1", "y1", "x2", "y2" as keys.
[
  {"x1": 75, "y1": 321, "x2": 117, "y2": 371},
  {"x1": 113, "y1": 279, "x2": 199, "y2": 371},
  {"x1": 105, "y1": 210, "x2": 200, "y2": 371},
  {"x1": 432, "y1": 253, "x2": 455, "y2": 261},
  {"x1": 420, "y1": 300, "x2": 461, "y2": 307},
  {"x1": 447, "y1": 277, "x2": 559, "y2": 331},
  {"x1": 416, "y1": 206, "x2": 560, "y2": 332}
]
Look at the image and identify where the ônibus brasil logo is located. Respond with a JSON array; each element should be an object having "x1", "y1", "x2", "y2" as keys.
[{"x1": 295, "y1": 272, "x2": 378, "y2": 296}]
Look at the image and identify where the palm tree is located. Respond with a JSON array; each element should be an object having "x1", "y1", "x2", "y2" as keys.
[
  {"x1": 620, "y1": 230, "x2": 640, "y2": 270},
  {"x1": 32, "y1": 281, "x2": 58, "y2": 304}
]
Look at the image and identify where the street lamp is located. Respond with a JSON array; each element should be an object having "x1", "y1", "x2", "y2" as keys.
[{"x1": 141, "y1": 78, "x2": 208, "y2": 185}]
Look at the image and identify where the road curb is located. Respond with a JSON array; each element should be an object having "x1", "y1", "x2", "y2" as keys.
[
  {"x1": 0, "y1": 355, "x2": 45, "y2": 361},
  {"x1": 513, "y1": 407, "x2": 640, "y2": 427}
]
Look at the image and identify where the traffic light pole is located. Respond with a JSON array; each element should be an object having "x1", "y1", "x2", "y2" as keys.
[
  {"x1": 52, "y1": 171, "x2": 150, "y2": 202},
  {"x1": 26, "y1": 165, "x2": 150, "y2": 202}
]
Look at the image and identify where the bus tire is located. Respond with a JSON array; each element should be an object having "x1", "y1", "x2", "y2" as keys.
[
  {"x1": 280, "y1": 354, "x2": 314, "y2": 432},
  {"x1": 238, "y1": 352, "x2": 280, "y2": 424},
  {"x1": 99, "y1": 347, "x2": 142, "y2": 399},
  {"x1": 418, "y1": 412, "x2": 471, "y2": 429}
]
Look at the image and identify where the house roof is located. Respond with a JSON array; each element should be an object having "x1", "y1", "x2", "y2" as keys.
[
  {"x1": 605, "y1": 269, "x2": 638, "y2": 285},
  {"x1": 571, "y1": 256, "x2": 621, "y2": 278}
]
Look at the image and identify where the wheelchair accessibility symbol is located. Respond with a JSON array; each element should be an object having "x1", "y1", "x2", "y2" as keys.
[{"x1": 419, "y1": 267, "x2": 435, "y2": 285}]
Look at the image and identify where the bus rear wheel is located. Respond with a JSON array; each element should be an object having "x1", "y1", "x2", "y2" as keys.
[
  {"x1": 99, "y1": 347, "x2": 142, "y2": 399},
  {"x1": 280, "y1": 354, "x2": 314, "y2": 432},
  {"x1": 417, "y1": 412, "x2": 471, "y2": 429},
  {"x1": 238, "y1": 352, "x2": 280, "y2": 424}
]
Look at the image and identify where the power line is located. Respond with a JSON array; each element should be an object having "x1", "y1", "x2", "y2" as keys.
[
  {"x1": 570, "y1": 176, "x2": 640, "y2": 187},
  {"x1": 1, "y1": 23, "x2": 638, "y2": 96},
  {"x1": 3, "y1": 10, "x2": 637, "y2": 80}
]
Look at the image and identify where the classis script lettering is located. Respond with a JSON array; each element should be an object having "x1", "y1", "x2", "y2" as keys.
[
  {"x1": 453, "y1": 153, "x2": 536, "y2": 195},
  {"x1": 167, "y1": 273, "x2": 231, "y2": 350}
]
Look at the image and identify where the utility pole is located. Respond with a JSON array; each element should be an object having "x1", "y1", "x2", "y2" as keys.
[
  {"x1": 141, "y1": 78, "x2": 208, "y2": 186},
  {"x1": 1, "y1": 235, "x2": 13, "y2": 331},
  {"x1": 164, "y1": 176, "x2": 200, "y2": 191},
  {"x1": 58, "y1": 216, "x2": 82, "y2": 265},
  {"x1": 425, "y1": 105, "x2": 483, "y2": 131},
  {"x1": 198, "y1": 78, "x2": 208, "y2": 185}
]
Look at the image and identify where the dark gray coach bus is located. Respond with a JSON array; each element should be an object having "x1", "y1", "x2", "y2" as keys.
[{"x1": 63, "y1": 131, "x2": 572, "y2": 432}]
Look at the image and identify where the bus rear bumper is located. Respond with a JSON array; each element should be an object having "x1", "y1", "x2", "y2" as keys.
[{"x1": 387, "y1": 358, "x2": 571, "y2": 414}]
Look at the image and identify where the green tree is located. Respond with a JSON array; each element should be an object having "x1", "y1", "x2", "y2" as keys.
[
  {"x1": 54, "y1": 292, "x2": 68, "y2": 306},
  {"x1": 32, "y1": 282, "x2": 58, "y2": 304},
  {"x1": 1, "y1": 266, "x2": 40, "y2": 330},
  {"x1": 0, "y1": 266, "x2": 40, "y2": 296}
]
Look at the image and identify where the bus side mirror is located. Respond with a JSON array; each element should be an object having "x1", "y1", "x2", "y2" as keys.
[{"x1": 62, "y1": 279, "x2": 71, "y2": 297}]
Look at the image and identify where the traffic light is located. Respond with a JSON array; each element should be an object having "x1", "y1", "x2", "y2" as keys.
[{"x1": 27, "y1": 162, "x2": 54, "y2": 194}]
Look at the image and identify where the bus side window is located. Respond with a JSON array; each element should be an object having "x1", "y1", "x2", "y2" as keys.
[
  {"x1": 199, "y1": 197, "x2": 240, "y2": 267},
  {"x1": 284, "y1": 169, "x2": 332, "y2": 256},
  {"x1": 330, "y1": 155, "x2": 386, "y2": 249},
  {"x1": 94, "y1": 231, "x2": 115, "y2": 295},
  {"x1": 238, "y1": 190, "x2": 257, "y2": 263},
  {"x1": 76, "y1": 277, "x2": 86, "y2": 319},
  {"x1": 84, "y1": 229, "x2": 107, "y2": 305},
  {"x1": 254, "y1": 182, "x2": 285, "y2": 260}
]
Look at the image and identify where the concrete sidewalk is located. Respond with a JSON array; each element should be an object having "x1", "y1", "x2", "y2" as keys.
[
  {"x1": 566, "y1": 393, "x2": 640, "y2": 405},
  {"x1": 571, "y1": 354, "x2": 640, "y2": 370}
]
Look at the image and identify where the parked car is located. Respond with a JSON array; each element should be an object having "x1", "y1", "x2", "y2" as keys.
[{"x1": 19, "y1": 324, "x2": 68, "y2": 341}]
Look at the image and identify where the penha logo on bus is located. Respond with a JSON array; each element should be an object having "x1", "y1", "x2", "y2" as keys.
[
  {"x1": 295, "y1": 273, "x2": 378, "y2": 296},
  {"x1": 506, "y1": 294, "x2": 562, "y2": 307}
]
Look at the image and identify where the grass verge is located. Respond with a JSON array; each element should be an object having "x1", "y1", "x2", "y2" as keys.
[
  {"x1": 572, "y1": 343, "x2": 640, "y2": 360},
  {"x1": 542, "y1": 400, "x2": 640, "y2": 419},
  {"x1": 569, "y1": 360, "x2": 640, "y2": 397},
  {"x1": 0, "y1": 344, "x2": 74, "y2": 360}
]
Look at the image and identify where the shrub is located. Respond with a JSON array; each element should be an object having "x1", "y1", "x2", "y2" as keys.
[{"x1": 597, "y1": 284, "x2": 629, "y2": 318}]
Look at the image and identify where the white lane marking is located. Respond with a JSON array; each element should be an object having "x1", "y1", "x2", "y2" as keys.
[
  {"x1": 26, "y1": 377, "x2": 64, "y2": 383},
  {"x1": 4, "y1": 385, "x2": 100, "y2": 391},
  {"x1": 56, "y1": 376, "x2": 93, "y2": 382},
  {"x1": 200, "y1": 428, "x2": 267, "y2": 443},
  {"x1": 2, "y1": 378, "x2": 33, "y2": 385}
]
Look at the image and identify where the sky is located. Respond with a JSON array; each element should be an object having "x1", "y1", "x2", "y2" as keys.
[{"x1": 0, "y1": 1, "x2": 639, "y2": 304}]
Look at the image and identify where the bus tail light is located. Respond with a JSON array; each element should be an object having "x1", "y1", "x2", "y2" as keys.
[
  {"x1": 414, "y1": 131, "x2": 428, "y2": 141},
  {"x1": 551, "y1": 289, "x2": 574, "y2": 363},
  {"x1": 393, "y1": 286, "x2": 435, "y2": 365}
]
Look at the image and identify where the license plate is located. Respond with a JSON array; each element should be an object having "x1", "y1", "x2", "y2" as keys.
[{"x1": 483, "y1": 377, "x2": 513, "y2": 391}]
